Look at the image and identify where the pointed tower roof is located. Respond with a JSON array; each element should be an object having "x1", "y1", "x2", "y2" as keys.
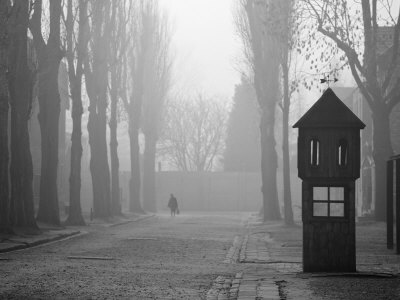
[{"x1": 293, "y1": 88, "x2": 366, "y2": 129}]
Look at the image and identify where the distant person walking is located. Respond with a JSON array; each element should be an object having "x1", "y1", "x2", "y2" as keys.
[{"x1": 168, "y1": 194, "x2": 179, "y2": 216}]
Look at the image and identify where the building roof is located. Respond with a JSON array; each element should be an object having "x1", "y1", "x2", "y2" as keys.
[{"x1": 293, "y1": 88, "x2": 366, "y2": 129}]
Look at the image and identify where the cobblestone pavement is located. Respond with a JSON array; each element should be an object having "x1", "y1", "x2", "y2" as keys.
[
  {"x1": 2, "y1": 212, "x2": 400, "y2": 299},
  {"x1": 0, "y1": 212, "x2": 248, "y2": 299},
  {"x1": 216, "y1": 215, "x2": 400, "y2": 300}
]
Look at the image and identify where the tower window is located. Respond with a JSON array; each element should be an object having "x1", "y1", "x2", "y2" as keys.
[
  {"x1": 310, "y1": 139, "x2": 320, "y2": 166},
  {"x1": 338, "y1": 139, "x2": 348, "y2": 167},
  {"x1": 313, "y1": 186, "x2": 345, "y2": 217}
]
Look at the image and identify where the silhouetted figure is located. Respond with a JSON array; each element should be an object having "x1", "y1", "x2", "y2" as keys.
[{"x1": 168, "y1": 194, "x2": 178, "y2": 216}]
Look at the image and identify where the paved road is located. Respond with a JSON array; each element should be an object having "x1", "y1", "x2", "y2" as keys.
[
  {"x1": 0, "y1": 212, "x2": 248, "y2": 299},
  {"x1": 234, "y1": 217, "x2": 400, "y2": 300},
  {"x1": 1, "y1": 212, "x2": 400, "y2": 299}
]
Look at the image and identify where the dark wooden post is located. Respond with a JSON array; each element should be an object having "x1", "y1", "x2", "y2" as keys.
[
  {"x1": 396, "y1": 159, "x2": 400, "y2": 254},
  {"x1": 387, "y1": 160, "x2": 394, "y2": 249}
]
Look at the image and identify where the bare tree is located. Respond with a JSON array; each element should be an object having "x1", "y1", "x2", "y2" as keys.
[
  {"x1": 0, "y1": 0, "x2": 10, "y2": 232},
  {"x1": 301, "y1": 0, "x2": 400, "y2": 221},
  {"x1": 108, "y1": 0, "x2": 130, "y2": 215},
  {"x1": 121, "y1": 0, "x2": 152, "y2": 213},
  {"x1": 63, "y1": 0, "x2": 88, "y2": 225},
  {"x1": 30, "y1": 0, "x2": 63, "y2": 226},
  {"x1": 273, "y1": 0, "x2": 300, "y2": 226},
  {"x1": 279, "y1": 30, "x2": 295, "y2": 224},
  {"x1": 159, "y1": 94, "x2": 228, "y2": 172},
  {"x1": 236, "y1": 0, "x2": 281, "y2": 221},
  {"x1": 109, "y1": 1, "x2": 122, "y2": 216},
  {"x1": 142, "y1": 3, "x2": 173, "y2": 212},
  {"x1": 84, "y1": 0, "x2": 112, "y2": 218},
  {"x1": 8, "y1": 0, "x2": 38, "y2": 229}
]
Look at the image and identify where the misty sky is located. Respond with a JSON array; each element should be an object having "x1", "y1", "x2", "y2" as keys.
[
  {"x1": 159, "y1": 0, "x2": 241, "y2": 99},
  {"x1": 65, "y1": 0, "x2": 241, "y2": 170}
]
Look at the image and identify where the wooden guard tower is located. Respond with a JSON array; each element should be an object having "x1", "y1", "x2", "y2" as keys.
[{"x1": 293, "y1": 88, "x2": 365, "y2": 272}]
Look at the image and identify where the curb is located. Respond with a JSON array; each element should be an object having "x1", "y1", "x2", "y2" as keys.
[
  {"x1": 0, "y1": 214, "x2": 155, "y2": 254},
  {"x1": 0, "y1": 230, "x2": 82, "y2": 254}
]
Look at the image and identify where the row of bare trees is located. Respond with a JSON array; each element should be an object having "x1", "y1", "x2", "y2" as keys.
[
  {"x1": 0, "y1": 0, "x2": 173, "y2": 231},
  {"x1": 236, "y1": 0, "x2": 400, "y2": 223}
]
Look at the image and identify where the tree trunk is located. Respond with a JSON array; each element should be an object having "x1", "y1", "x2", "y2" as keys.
[
  {"x1": 143, "y1": 134, "x2": 157, "y2": 212},
  {"x1": 282, "y1": 112, "x2": 294, "y2": 225},
  {"x1": 129, "y1": 121, "x2": 144, "y2": 213},
  {"x1": 282, "y1": 65, "x2": 294, "y2": 225},
  {"x1": 9, "y1": 108, "x2": 37, "y2": 229},
  {"x1": 260, "y1": 107, "x2": 281, "y2": 221},
  {"x1": 85, "y1": 0, "x2": 112, "y2": 219},
  {"x1": 0, "y1": 0, "x2": 10, "y2": 232},
  {"x1": 0, "y1": 81, "x2": 9, "y2": 231},
  {"x1": 91, "y1": 81, "x2": 111, "y2": 219},
  {"x1": 109, "y1": 77, "x2": 121, "y2": 215},
  {"x1": 7, "y1": 0, "x2": 38, "y2": 230},
  {"x1": 87, "y1": 109, "x2": 111, "y2": 219},
  {"x1": 31, "y1": 0, "x2": 62, "y2": 226},
  {"x1": 35, "y1": 58, "x2": 61, "y2": 225},
  {"x1": 372, "y1": 104, "x2": 393, "y2": 221},
  {"x1": 64, "y1": 0, "x2": 86, "y2": 226},
  {"x1": 66, "y1": 85, "x2": 85, "y2": 225}
]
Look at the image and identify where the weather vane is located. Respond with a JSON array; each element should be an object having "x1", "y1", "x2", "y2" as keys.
[{"x1": 320, "y1": 75, "x2": 338, "y2": 87}]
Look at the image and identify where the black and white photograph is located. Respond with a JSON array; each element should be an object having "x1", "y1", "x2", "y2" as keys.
[{"x1": 1, "y1": 0, "x2": 400, "y2": 299}]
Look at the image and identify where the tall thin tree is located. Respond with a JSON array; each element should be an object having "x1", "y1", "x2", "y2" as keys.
[
  {"x1": 84, "y1": 0, "x2": 112, "y2": 218},
  {"x1": 0, "y1": 0, "x2": 10, "y2": 232},
  {"x1": 121, "y1": 1, "x2": 151, "y2": 213},
  {"x1": 275, "y1": 0, "x2": 296, "y2": 225},
  {"x1": 237, "y1": 0, "x2": 282, "y2": 221},
  {"x1": 64, "y1": 0, "x2": 88, "y2": 225},
  {"x1": 108, "y1": 0, "x2": 130, "y2": 215},
  {"x1": 8, "y1": 0, "x2": 38, "y2": 229},
  {"x1": 142, "y1": 4, "x2": 173, "y2": 212},
  {"x1": 30, "y1": 0, "x2": 63, "y2": 225}
]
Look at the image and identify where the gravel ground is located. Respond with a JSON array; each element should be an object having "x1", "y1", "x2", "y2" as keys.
[
  {"x1": 243, "y1": 218, "x2": 400, "y2": 300},
  {"x1": 2, "y1": 212, "x2": 400, "y2": 299},
  {"x1": 0, "y1": 212, "x2": 248, "y2": 299},
  {"x1": 280, "y1": 274, "x2": 400, "y2": 300}
]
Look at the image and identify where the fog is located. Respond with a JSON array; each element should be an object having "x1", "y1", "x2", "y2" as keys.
[{"x1": 1, "y1": 0, "x2": 400, "y2": 298}]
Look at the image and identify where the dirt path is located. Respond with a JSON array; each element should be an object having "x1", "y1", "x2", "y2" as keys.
[{"x1": 0, "y1": 212, "x2": 250, "y2": 299}]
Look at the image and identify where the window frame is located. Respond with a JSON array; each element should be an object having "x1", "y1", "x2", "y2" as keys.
[
  {"x1": 337, "y1": 138, "x2": 348, "y2": 168},
  {"x1": 309, "y1": 138, "x2": 320, "y2": 167},
  {"x1": 312, "y1": 185, "x2": 347, "y2": 219}
]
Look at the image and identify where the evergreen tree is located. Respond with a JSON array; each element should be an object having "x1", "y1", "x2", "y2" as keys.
[{"x1": 224, "y1": 77, "x2": 260, "y2": 172}]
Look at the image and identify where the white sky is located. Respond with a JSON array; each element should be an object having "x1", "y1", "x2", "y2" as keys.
[
  {"x1": 65, "y1": 0, "x2": 242, "y2": 171},
  {"x1": 159, "y1": 0, "x2": 241, "y2": 100}
]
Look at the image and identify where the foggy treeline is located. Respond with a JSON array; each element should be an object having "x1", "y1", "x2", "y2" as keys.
[
  {"x1": 0, "y1": 0, "x2": 400, "y2": 233},
  {"x1": 0, "y1": 0, "x2": 175, "y2": 231}
]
